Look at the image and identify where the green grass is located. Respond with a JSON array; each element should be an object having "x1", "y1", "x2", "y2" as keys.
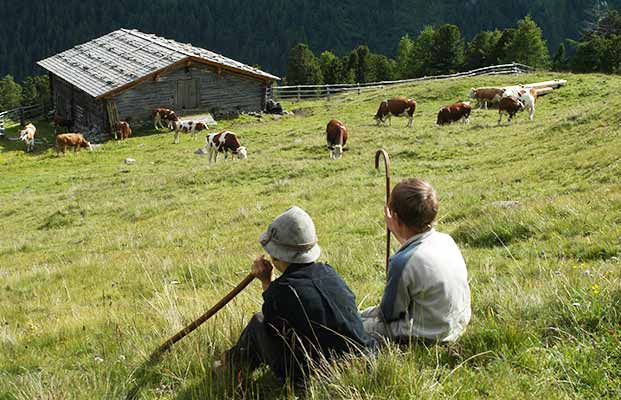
[{"x1": 1, "y1": 72, "x2": 620, "y2": 399}]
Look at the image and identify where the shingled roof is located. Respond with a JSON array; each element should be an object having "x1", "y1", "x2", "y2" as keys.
[{"x1": 37, "y1": 29, "x2": 280, "y2": 99}]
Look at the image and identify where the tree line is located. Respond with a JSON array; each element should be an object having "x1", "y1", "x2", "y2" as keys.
[
  {"x1": 285, "y1": 11, "x2": 621, "y2": 85},
  {"x1": 0, "y1": 75, "x2": 51, "y2": 112}
]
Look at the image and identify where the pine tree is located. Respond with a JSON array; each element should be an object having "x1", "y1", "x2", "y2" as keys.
[
  {"x1": 552, "y1": 43, "x2": 567, "y2": 71},
  {"x1": 505, "y1": 16, "x2": 550, "y2": 68},
  {"x1": 396, "y1": 34, "x2": 414, "y2": 79},
  {"x1": 286, "y1": 43, "x2": 323, "y2": 85},
  {"x1": 0, "y1": 75, "x2": 23, "y2": 110},
  {"x1": 319, "y1": 51, "x2": 342, "y2": 84},
  {"x1": 368, "y1": 53, "x2": 396, "y2": 82},
  {"x1": 354, "y1": 45, "x2": 371, "y2": 83},
  {"x1": 430, "y1": 24, "x2": 465, "y2": 74},
  {"x1": 411, "y1": 26, "x2": 435, "y2": 77},
  {"x1": 465, "y1": 30, "x2": 502, "y2": 69}
]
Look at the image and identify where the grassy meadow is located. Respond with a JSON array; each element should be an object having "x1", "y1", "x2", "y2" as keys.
[{"x1": 1, "y1": 72, "x2": 620, "y2": 399}]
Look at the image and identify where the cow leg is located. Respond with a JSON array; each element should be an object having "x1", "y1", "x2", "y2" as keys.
[
  {"x1": 174, "y1": 131, "x2": 180, "y2": 144},
  {"x1": 529, "y1": 106, "x2": 535, "y2": 121},
  {"x1": 388, "y1": 115, "x2": 392, "y2": 126},
  {"x1": 498, "y1": 112, "x2": 503, "y2": 125},
  {"x1": 484, "y1": 101, "x2": 488, "y2": 110},
  {"x1": 407, "y1": 116, "x2": 413, "y2": 128}
]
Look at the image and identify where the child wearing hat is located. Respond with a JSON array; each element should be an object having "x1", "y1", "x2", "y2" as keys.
[
  {"x1": 361, "y1": 179, "x2": 471, "y2": 343},
  {"x1": 225, "y1": 206, "x2": 376, "y2": 384}
]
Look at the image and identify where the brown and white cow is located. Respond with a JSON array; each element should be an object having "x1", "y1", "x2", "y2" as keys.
[
  {"x1": 436, "y1": 102, "x2": 472, "y2": 125},
  {"x1": 116, "y1": 121, "x2": 132, "y2": 140},
  {"x1": 56, "y1": 133, "x2": 93, "y2": 153},
  {"x1": 153, "y1": 108, "x2": 179, "y2": 130},
  {"x1": 498, "y1": 96, "x2": 525, "y2": 124},
  {"x1": 205, "y1": 131, "x2": 247, "y2": 164},
  {"x1": 19, "y1": 123, "x2": 36, "y2": 152},
  {"x1": 169, "y1": 120, "x2": 208, "y2": 144},
  {"x1": 374, "y1": 97, "x2": 417, "y2": 127},
  {"x1": 468, "y1": 87, "x2": 505, "y2": 109},
  {"x1": 326, "y1": 119, "x2": 348, "y2": 160}
]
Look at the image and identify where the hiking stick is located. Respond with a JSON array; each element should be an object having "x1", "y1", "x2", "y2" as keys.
[
  {"x1": 148, "y1": 273, "x2": 255, "y2": 362},
  {"x1": 374, "y1": 149, "x2": 391, "y2": 274}
]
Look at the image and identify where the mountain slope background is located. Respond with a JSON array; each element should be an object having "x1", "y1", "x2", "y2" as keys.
[{"x1": 1, "y1": 0, "x2": 620, "y2": 80}]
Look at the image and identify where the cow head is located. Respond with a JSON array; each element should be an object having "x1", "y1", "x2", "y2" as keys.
[
  {"x1": 468, "y1": 88, "x2": 477, "y2": 98},
  {"x1": 330, "y1": 144, "x2": 343, "y2": 160},
  {"x1": 235, "y1": 146, "x2": 247, "y2": 160}
]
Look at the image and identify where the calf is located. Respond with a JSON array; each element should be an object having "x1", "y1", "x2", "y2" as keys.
[
  {"x1": 205, "y1": 131, "x2": 247, "y2": 164},
  {"x1": 469, "y1": 87, "x2": 505, "y2": 109},
  {"x1": 169, "y1": 120, "x2": 208, "y2": 144},
  {"x1": 436, "y1": 102, "x2": 472, "y2": 125},
  {"x1": 19, "y1": 123, "x2": 36, "y2": 152},
  {"x1": 153, "y1": 108, "x2": 179, "y2": 130},
  {"x1": 498, "y1": 97, "x2": 525, "y2": 124},
  {"x1": 53, "y1": 115, "x2": 73, "y2": 133},
  {"x1": 326, "y1": 119, "x2": 348, "y2": 160},
  {"x1": 56, "y1": 133, "x2": 93, "y2": 153},
  {"x1": 374, "y1": 97, "x2": 416, "y2": 127},
  {"x1": 116, "y1": 121, "x2": 132, "y2": 140}
]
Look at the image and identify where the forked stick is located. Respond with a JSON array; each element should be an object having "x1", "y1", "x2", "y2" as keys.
[{"x1": 374, "y1": 149, "x2": 391, "y2": 274}]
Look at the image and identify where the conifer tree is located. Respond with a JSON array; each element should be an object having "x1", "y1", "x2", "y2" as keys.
[{"x1": 286, "y1": 43, "x2": 323, "y2": 85}]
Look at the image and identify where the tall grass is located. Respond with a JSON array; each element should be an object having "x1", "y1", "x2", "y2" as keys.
[{"x1": 1, "y1": 72, "x2": 620, "y2": 399}]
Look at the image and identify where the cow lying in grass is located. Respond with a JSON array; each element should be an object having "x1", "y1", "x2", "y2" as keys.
[
  {"x1": 19, "y1": 123, "x2": 36, "y2": 152},
  {"x1": 153, "y1": 108, "x2": 179, "y2": 130},
  {"x1": 169, "y1": 120, "x2": 209, "y2": 144},
  {"x1": 56, "y1": 133, "x2": 92, "y2": 153},
  {"x1": 205, "y1": 131, "x2": 247, "y2": 164},
  {"x1": 326, "y1": 119, "x2": 348, "y2": 160},
  {"x1": 374, "y1": 97, "x2": 417, "y2": 127}
]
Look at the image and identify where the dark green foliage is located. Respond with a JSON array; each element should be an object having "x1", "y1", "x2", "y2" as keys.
[
  {"x1": 21, "y1": 75, "x2": 51, "y2": 109},
  {"x1": 552, "y1": 43, "x2": 568, "y2": 71},
  {"x1": 430, "y1": 24, "x2": 465, "y2": 74},
  {"x1": 286, "y1": 43, "x2": 323, "y2": 85},
  {"x1": 320, "y1": 51, "x2": 342, "y2": 85},
  {"x1": 505, "y1": 16, "x2": 550, "y2": 67},
  {"x1": 368, "y1": 54, "x2": 397, "y2": 82},
  {"x1": 492, "y1": 29, "x2": 516, "y2": 65},
  {"x1": 353, "y1": 45, "x2": 371, "y2": 83},
  {"x1": 465, "y1": 30, "x2": 502, "y2": 70},
  {"x1": 411, "y1": 26, "x2": 436, "y2": 76},
  {"x1": 571, "y1": 10, "x2": 621, "y2": 73},
  {"x1": 0, "y1": 75, "x2": 22, "y2": 110},
  {"x1": 396, "y1": 34, "x2": 414, "y2": 79}
]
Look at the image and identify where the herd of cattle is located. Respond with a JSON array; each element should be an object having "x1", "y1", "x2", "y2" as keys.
[{"x1": 15, "y1": 84, "x2": 540, "y2": 161}]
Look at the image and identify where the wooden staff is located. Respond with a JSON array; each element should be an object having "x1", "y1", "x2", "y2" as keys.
[
  {"x1": 148, "y1": 273, "x2": 255, "y2": 362},
  {"x1": 374, "y1": 149, "x2": 391, "y2": 274}
]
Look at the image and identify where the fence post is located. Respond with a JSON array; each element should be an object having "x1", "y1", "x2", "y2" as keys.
[
  {"x1": 297, "y1": 86, "x2": 301, "y2": 101},
  {"x1": 0, "y1": 114, "x2": 4, "y2": 138},
  {"x1": 19, "y1": 107, "x2": 26, "y2": 127},
  {"x1": 357, "y1": 83, "x2": 361, "y2": 95},
  {"x1": 327, "y1": 85, "x2": 331, "y2": 100}
]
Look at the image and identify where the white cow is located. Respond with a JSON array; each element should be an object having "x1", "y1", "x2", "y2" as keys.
[{"x1": 19, "y1": 123, "x2": 36, "y2": 152}]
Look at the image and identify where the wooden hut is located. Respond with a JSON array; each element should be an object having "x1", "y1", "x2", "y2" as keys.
[{"x1": 37, "y1": 29, "x2": 279, "y2": 140}]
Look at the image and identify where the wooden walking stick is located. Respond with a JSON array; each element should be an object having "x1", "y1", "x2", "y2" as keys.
[
  {"x1": 374, "y1": 149, "x2": 391, "y2": 274},
  {"x1": 148, "y1": 273, "x2": 255, "y2": 362}
]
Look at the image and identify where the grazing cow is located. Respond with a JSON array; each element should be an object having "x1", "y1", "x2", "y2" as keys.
[
  {"x1": 116, "y1": 121, "x2": 132, "y2": 140},
  {"x1": 436, "y1": 102, "x2": 473, "y2": 125},
  {"x1": 169, "y1": 120, "x2": 209, "y2": 144},
  {"x1": 153, "y1": 108, "x2": 179, "y2": 130},
  {"x1": 56, "y1": 133, "x2": 93, "y2": 153},
  {"x1": 374, "y1": 97, "x2": 417, "y2": 127},
  {"x1": 468, "y1": 87, "x2": 505, "y2": 109},
  {"x1": 53, "y1": 115, "x2": 73, "y2": 133},
  {"x1": 513, "y1": 87, "x2": 538, "y2": 121},
  {"x1": 19, "y1": 123, "x2": 36, "y2": 152},
  {"x1": 498, "y1": 97, "x2": 525, "y2": 124},
  {"x1": 205, "y1": 130, "x2": 247, "y2": 164},
  {"x1": 326, "y1": 119, "x2": 348, "y2": 160}
]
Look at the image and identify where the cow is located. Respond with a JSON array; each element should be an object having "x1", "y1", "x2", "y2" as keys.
[
  {"x1": 326, "y1": 119, "x2": 348, "y2": 160},
  {"x1": 374, "y1": 97, "x2": 417, "y2": 127},
  {"x1": 19, "y1": 123, "x2": 36, "y2": 152},
  {"x1": 169, "y1": 120, "x2": 209, "y2": 144},
  {"x1": 153, "y1": 108, "x2": 179, "y2": 130},
  {"x1": 205, "y1": 131, "x2": 247, "y2": 164},
  {"x1": 468, "y1": 87, "x2": 506, "y2": 109},
  {"x1": 436, "y1": 102, "x2": 472, "y2": 126},
  {"x1": 116, "y1": 121, "x2": 132, "y2": 140},
  {"x1": 55, "y1": 133, "x2": 93, "y2": 153},
  {"x1": 52, "y1": 115, "x2": 73, "y2": 133},
  {"x1": 511, "y1": 87, "x2": 538, "y2": 120},
  {"x1": 498, "y1": 97, "x2": 525, "y2": 124}
]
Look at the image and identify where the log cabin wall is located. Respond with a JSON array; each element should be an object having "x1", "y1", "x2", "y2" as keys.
[{"x1": 51, "y1": 75, "x2": 106, "y2": 139}]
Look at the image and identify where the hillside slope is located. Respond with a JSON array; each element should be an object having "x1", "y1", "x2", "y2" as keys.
[
  {"x1": 1, "y1": 0, "x2": 620, "y2": 80},
  {"x1": 0, "y1": 72, "x2": 620, "y2": 399}
]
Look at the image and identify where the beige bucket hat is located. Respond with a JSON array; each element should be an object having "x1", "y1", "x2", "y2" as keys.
[{"x1": 259, "y1": 206, "x2": 321, "y2": 264}]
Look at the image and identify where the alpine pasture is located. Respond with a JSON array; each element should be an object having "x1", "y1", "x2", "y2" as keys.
[{"x1": 1, "y1": 72, "x2": 620, "y2": 399}]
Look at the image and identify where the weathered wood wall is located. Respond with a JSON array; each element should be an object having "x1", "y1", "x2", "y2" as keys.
[
  {"x1": 51, "y1": 75, "x2": 106, "y2": 138},
  {"x1": 113, "y1": 63, "x2": 267, "y2": 124}
]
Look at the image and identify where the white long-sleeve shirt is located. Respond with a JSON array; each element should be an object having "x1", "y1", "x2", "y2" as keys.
[{"x1": 362, "y1": 229, "x2": 471, "y2": 342}]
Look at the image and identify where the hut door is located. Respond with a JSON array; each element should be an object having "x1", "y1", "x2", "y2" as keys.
[{"x1": 177, "y1": 79, "x2": 199, "y2": 110}]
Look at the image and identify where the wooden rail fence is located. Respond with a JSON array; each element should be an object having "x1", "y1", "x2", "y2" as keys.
[
  {"x1": 268, "y1": 63, "x2": 535, "y2": 101},
  {"x1": 0, "y1": 104, "x2": 46, "y2": 136}
]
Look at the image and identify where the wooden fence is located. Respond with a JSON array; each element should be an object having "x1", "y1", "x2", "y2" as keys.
[
  {"x1": 268, "y1": 63, "x2": 535, "y2": 101},
  {"x1": 0, "y1": 104, "x2": 46, "y2": 136}
]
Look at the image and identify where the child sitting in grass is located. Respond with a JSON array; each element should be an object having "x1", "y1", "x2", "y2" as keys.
[{"x1": 361, "y1": 178, "x2": 471, "y2": 343}]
